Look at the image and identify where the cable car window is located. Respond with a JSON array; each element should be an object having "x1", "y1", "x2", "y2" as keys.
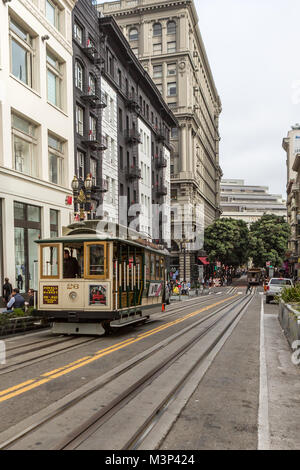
[
  {"x1": 150, "y1": 254, "x2": 155, "y2": 278},
  {"x1": 84, "y1": 242, "x2": 107, "y2": 279},
  {"x1": 40, "y1": 244, "x2": 59, "y2": 278},
  {"x1": 156, "y1": 256, "x2": 160, "y2": 279},
  {"x1": 160, "y1": 257, "x2": 164, "y2": 279},
  {"x1": 63, "y1": 244, "x2": 82, "y2": 278},
  {"x1": 145, "y1": 252, "x2": 150, "y2": 281}
]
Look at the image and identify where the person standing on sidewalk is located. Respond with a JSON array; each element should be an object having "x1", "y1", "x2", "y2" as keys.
[{"x1": 2, "y1": 278, "x2": 12, "y2": 305}]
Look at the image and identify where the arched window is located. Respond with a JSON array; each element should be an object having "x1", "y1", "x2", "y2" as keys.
[
  {"x1": 129, "y1": 28, "x2": 138, "y2": 41},
  {"x1": 75, "y1": 60, "x2": 83, "y2": 90},
  {"x1": 167, "y1": 21, "x2": 176, "y2": 35},
  {"x1": 153, "y1": 22, "x2": 162, "y2": 37}
]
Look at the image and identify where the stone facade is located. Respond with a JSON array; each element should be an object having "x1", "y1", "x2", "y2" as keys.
[{"x1": 98, "y1": 0, "x2": 222, "y2": 282}]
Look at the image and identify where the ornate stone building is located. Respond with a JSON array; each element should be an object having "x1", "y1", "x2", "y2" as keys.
[{"x1": 98, "y1": 0, "x2": 222, "y2": 282}]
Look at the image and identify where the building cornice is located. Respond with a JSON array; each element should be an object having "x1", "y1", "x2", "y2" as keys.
[{"x1": 100, "y1": 0, "x2": 221, "y2": 107}]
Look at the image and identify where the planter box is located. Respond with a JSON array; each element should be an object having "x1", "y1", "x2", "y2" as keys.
[
  {"x1": 0, "y1": 316, "x2": 49, "y2": 337},
  {"x1": 278, "y1": 301, "x2": 300, "y2": 347}
]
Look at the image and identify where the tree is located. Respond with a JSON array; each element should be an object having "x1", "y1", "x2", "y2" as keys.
[
  {"x1": 249, "y1": 214, "x2": 290, "y2": 268},
  {"x1": 204, "y1": 218, "x2": 250, "y2": 266}
]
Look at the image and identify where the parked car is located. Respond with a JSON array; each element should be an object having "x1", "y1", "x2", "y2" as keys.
[{"x1": 265, "y1": 278, "x2": 293, "y2": 304}]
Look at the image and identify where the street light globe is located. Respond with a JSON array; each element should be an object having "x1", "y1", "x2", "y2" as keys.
[
  {"x1": 84, "y1": 174, "x2": 93, "y2": 191},
  {"x1": 71, "y1": 175, "x2": 79, "y2": 191}
]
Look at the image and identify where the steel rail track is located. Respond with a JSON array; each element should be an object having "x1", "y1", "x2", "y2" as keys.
[
  {"x1": 0, "y1": 291, "x2": 237, "y2": 376},
  {"x1": 57, "y1": 295, "x2": 252, "y2": 451},
  {"x1": 0, "y1": 293, "x2": 245, "y2": 450}
]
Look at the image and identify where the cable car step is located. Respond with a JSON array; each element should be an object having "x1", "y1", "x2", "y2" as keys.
[{"x1": 111, "y1": 315, "x2": 150, "y2": 328}]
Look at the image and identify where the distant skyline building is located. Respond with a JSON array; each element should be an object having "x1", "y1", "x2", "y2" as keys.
[{"x1": 220, "y1": 179, "x2": 287, "y2": 225}]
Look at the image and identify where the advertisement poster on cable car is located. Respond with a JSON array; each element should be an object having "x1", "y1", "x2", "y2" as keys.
[
  {"x1": 89, "y1": 285, "x2": 107, "y2": 305},
  {"x1": 148, "y1": 281, "x2": 163, "y2": 297}
]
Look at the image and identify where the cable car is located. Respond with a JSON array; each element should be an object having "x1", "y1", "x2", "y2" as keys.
[
  {"x1": 34, "y1": 221, "x2": 169, "y2": 335},
  {"x1": 247, "y1": 268, "x2": 262, "y2": 285}
]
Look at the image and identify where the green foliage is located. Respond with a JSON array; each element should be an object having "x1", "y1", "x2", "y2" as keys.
[
  {"x1": 279, "y1": 285, "x2": 300, "y2": 304},
  {"x1": 0, "y1": 308, "x2": 32, "y2": 328},
  {"x1": 204, "y1": 218, "x2": 250, "y2": 266},
  {"x1": 249, "y1": 214, "x2": 290, "y2": 268}
]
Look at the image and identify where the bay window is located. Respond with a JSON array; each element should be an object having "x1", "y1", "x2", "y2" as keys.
[
  {"x1": 48, "y1": 134, "x2": 64, "y2": 185},
  {"x1": 10, "y1": 18, "x2": 34, "y2": 88},
  {"x1": 47, "y1": 50, "x2": 63, "y2": 109},
  {"x1": 12, "y1": 113, "x2": 37, "y2": 177}
]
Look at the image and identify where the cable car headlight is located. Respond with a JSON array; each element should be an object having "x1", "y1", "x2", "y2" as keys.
[{"x1": 69, "y1": 291, "x2": 77, "y2": 300}]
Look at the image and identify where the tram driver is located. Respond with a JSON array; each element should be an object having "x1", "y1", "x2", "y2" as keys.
[{"x1": 63, "y1": 249, "x2": 81, "y2": 278}]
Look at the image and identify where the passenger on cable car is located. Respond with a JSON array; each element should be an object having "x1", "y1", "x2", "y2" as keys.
[{"x1": 63, "y1": 249, "x2": 81, "y2": 278}]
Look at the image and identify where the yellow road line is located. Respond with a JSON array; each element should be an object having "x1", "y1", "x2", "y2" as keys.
[{"x1": 0, "y1": 294, "x2": 239, "y2": 403}]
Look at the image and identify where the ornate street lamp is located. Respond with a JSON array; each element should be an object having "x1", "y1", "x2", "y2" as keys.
[{"x1": 71, "y1": 174, "x2": 93, "y2": 221}]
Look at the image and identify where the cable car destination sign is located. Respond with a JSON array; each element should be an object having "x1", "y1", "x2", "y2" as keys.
[{"x1": 43, "y1": 285, "x2": 59, "y2": 304}]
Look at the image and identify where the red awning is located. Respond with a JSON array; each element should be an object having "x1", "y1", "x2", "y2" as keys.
[{"x1": 198, "y1": 257, "x2": 209, "y2": 265}]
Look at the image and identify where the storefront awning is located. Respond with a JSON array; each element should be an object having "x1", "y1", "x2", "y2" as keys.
[{"x1": 198, "y1": 257, "x2": 209, "y2": 265}]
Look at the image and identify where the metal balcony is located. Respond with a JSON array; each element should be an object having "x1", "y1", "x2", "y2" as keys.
[
  {"x1": 154, "y1": 127, "x2": 167, "y2": 143},
  {"x1": 83, "y1": 133, "x2": 107, "y2": 151},
  {"x1": 125, "y1": 129, "x2": 142, "y2": 145},
  {"x1": 156, "y1": 184, "x2": 168, "y2": 196},
  {"x1": 126, "y1": 166, "x2": 142, "y2": 180},
  {"x1": 155, "y1": 157, "x2": 167, "y2": 169},
  {"x1": 81, "y1": 87, "x2": 107, "y2": 108},
  {"x1": 125, "y1": 92, "x2": 140, "y2": 112},
  {"x1": 91, "y1": 178, "x2": 108, "y2": 193}
]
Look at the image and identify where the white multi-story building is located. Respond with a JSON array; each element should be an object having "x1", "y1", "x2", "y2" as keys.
[
  {"x1": 138, "y1": 117, "x2": 152, "y2": 238},
  {"x1": 220, "y1": 179, "x2": 287, "y2": 225},
  {"x1": 0, "y1": 0, "x2": 76, "y2": 293},
  {"x1": 102, "y1": 77, "x2": 118, "y2": 223}
]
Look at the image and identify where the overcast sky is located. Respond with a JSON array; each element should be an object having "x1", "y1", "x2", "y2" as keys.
[{"x1": 196, "y1": 0, "x2": 300, "y2": 198}]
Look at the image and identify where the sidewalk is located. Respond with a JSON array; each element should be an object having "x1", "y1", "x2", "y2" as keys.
[
  {"x1": 160, "y1": 292, "x2": 300, "y2": 450},
  {"x1": 264, "y1": 308, "x2": 300, "y2": 449}
]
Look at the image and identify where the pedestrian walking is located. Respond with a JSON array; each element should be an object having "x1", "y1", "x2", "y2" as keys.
[
  {"x1": 2, "y1": 278, "x2": 12, "y2": 305},
  {"x1": 246, "y1": 282, "x2": 252, "y2": 295}
]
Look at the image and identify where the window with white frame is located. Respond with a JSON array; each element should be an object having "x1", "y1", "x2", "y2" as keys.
[
  {"x1": 89, "y1": 115, "x2": 97, "y2": 140},
  {"x1": 90, "y1": 158, "x2": 97, "y2": 185},
  {"x1": 77, "y1": 150, "x2": 85, "y2": 179},
  {"x1": 10, "y1": 18, "x2": 34, "y2": 88},
  {"x1": 167, "y1": 41, "x2": 176, "y2": 53},
  {"x1": 75, "y1": 60, "x2": 83, "y2": 90},
  {"x1": 73, "y1": 22, "x2": 83, "y2": 43},
  {"x1": 167, "y1": 82, "x2": 177, "y2": 96},
  {"x1": 46, "y1": 50, "x2": 63, "y2": 108},
  {"x1": 88, "y1": 74, "x2": 96, "y2": 95},
  {"x1": 76, "y1": 104, "x2": 84, "y2": 135},
  {"x1": 153, "y1": 43, "x2": 162, "y2": 55},
  {"x1": 153, "y1": 64, "x2": 162, "y2": 78},
  {"x1": 12, "y1": 113, "x2": 37, "y2": 177},
  {"x1": 167, "y1": 63, "x2": 176, "y2": 76},
  {"x1": 48, "y1": 133, "x2": 64, "y2": 185},
  {"x1": 45, "y1": 0, "x2": 60, "y2": 30}
]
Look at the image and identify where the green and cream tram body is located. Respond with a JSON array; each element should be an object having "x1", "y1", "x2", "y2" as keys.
[{"x1": 35, "y1": 222, "x2": 168, "y2": 335}]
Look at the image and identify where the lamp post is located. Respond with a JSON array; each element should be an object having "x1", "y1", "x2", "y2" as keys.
[{"x1": 71, "y1": 174, "x2": 93, "y2": 221}]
